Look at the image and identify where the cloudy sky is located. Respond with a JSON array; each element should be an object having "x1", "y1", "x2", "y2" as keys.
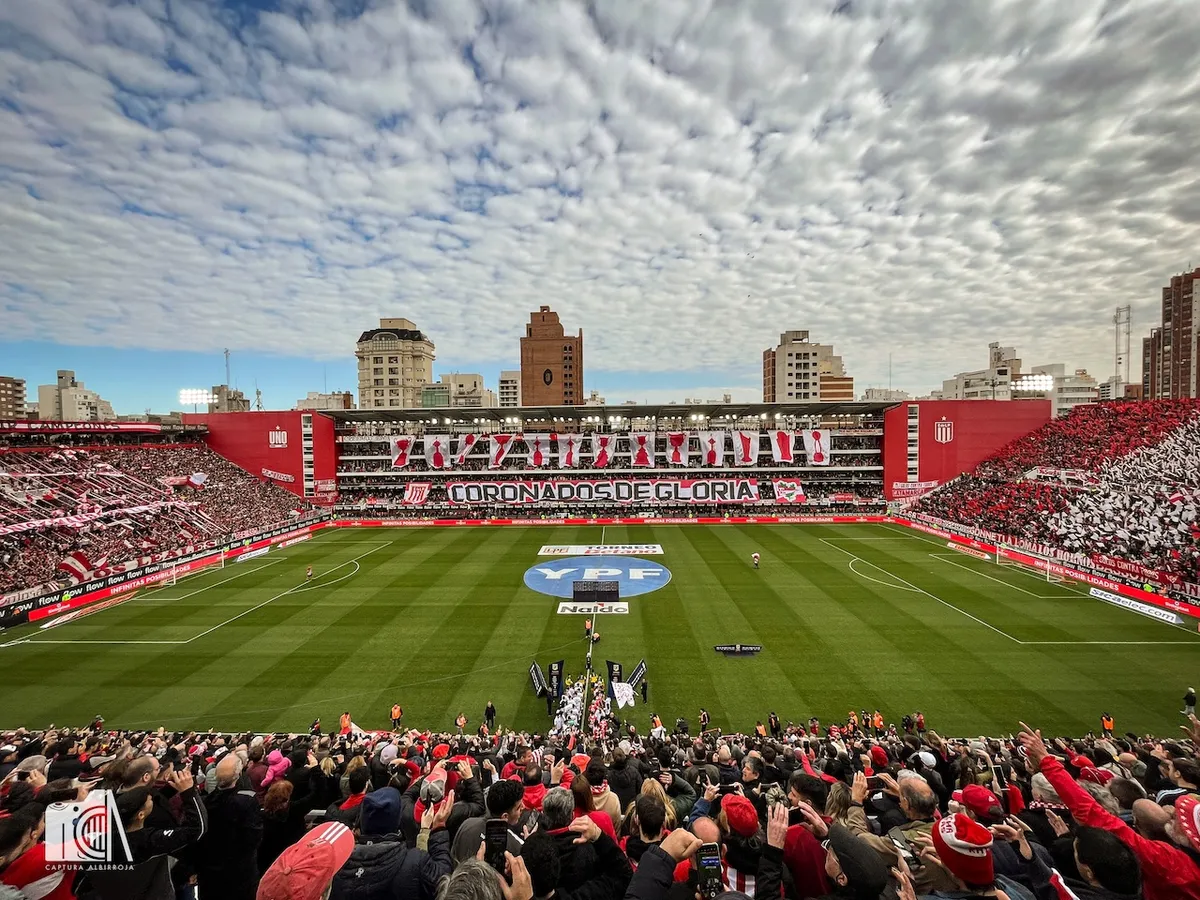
[{"x1": 3, "y1": 0, "x2": 1199, "y2": 413}]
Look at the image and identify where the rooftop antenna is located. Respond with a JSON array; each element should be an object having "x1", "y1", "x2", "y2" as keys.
[
  {"x1": 224, "y1": 348, "x2": 231, "y2": 388},
  {"x1": 254, "y1": 381, "x2": 265, "y2": 411}
]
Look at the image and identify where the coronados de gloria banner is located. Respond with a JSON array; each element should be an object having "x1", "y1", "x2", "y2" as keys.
[{"x1": 445, "y1": 478, "x2": 762, "y2": 505}]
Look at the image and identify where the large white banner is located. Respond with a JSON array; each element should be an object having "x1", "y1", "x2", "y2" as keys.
[
  {"x1": 590, "y1": 433, "x2": 615, "y2": 468},
  {"x1": 665, "y1": 432, "x2": 690, "y2": 465},
  {"x1": 445, "y1": 478, "x2": 761, "y2": 505},
  {"x1": 454, "y1": 434, "x2": 479, "y2": 466},
  {"x1": 802, "y1": 429, "x2": 832, "y2": 465},
  {"x1": 629, "y1": 433, "x2": 656, "y2": 467},
  {"x1": 732, "y1": 431, "x2": 760, "y2": 466},
  {"x1": 698, "y1": 432, "x2": 727, "y2": 467},
  {"x1": 489, "y1": 434, "x2": 517, "y2": 469},
  {"x1": 525, "y1": 434, "x2": 552, "y2": 468},
  {"x1": 424, "y1": 434, "x2": 452, "y2": 469},
  {"x1": 556, "y1": 433, "x2": 582, "y2": 468},
  {"x1": 390, "y1": 436, "x2": 414, "y2": 469},
  {"x1": 770, "y1": 430, "x2": 795, "y2": 463}
]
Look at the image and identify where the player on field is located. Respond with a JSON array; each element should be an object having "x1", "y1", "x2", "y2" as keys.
[
  {"x1": 391, "y1": 703, "x2": 403, "y2": 730},
  {"x1": 751, "y1": 552, "x2": 760, "y2": 569},
  {"x1": 306, "y1": 565, "x2": 313, "y2": 581}
]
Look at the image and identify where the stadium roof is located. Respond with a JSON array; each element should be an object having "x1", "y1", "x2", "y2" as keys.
[{"x1": 322, "y1": 400, "x2": 894, "y2": 425}]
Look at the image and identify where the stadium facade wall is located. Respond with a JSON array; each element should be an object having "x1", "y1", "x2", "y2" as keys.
[
  {"x1": 881, "y1": 399, "x2": 1052, "y2": 500},
  {"x1": 182, "y1": 411, "x2": 338, "y2": 502}
]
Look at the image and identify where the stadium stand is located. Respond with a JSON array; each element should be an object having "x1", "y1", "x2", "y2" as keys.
[
  {"x1": 0, "y1": 443, "x2": 308, "y2": 595},
  {"x1": 915, "y1": 400, "x2": 1200, "y2": 587},
  {"x1": 2, "y1": 710, "x2": 1198, "y2": 899}
]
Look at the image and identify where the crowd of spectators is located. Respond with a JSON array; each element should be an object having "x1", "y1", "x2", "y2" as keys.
[
  {"x1": 1, "y1": 445, "x2": 308, "y2": 596},
  {"x1": 3, "y1": 711, "x2": 1199, "y2": 899},
  {"x1": 915, "y1": 400, "x2": 1200, "y2": 586}
]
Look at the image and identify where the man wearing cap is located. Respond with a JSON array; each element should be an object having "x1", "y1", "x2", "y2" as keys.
[
  {"x1": 257, "y1": 821, "x2": 356, "y2": 900},
  {"x1": 329, "y1": 785, "x2": 453, "y2": 900},
  {"x1": 1020, "y1": 721, "x2": 1200, "y2": 900}
]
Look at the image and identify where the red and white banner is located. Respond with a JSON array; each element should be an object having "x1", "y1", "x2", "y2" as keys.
[
  {"x1": 391, "y1": 436, "x2": 414, "y2": 469},
  {"x1": 732, "y1": 431, "x2": 760, "y2": 466},
  {"x1": 591, "y1": 433, "x2": 615, "y2": 468},
  {"x1": 698, "y1": 432, "x2": 727, "y2": 467},
  {"x1": 402, "y1": 483, "x2": 431, "y2": 505},
  {"x1": 490, "y1": 434, "x2": 516, "y2": 469},
  {"x1": 0, "y1": 421, "x2": 163, "y2": 434},
  {"x1": 57, "y1": 551, "x2": 94, "y2": 582},
  {"x1": 424, "y1": 434, "x2": 451, "y2": 469},
  {"x1": 556, "y1": 433, "x2": 582, "y2": 468},
  {"x1": 802, "y1": 429, "x2": 831, "y2": 465},
  {"x1": 771, "y1": 478, "x2": 806, "y2": 503},
  {"x1": 0, "y1": 500, "x2": 191, "y2": 537},
  {"x1": 445, "y1": 478, "x2": 760, "y2": 506},
  {"x1": 665, "y1": 433, "x2": 690, "y2": 466},
  {"x1": 186, "y1": 472, "x2": 208, "y2": 489},
  {"x1": 454, "y1": 434, "x2": 479, "y2": 466},
  {"x1": 629, "y1": 433, "x2": 655, "y2": 467},
  {"x1": 524, "y1": 434, "x2": 550, "y2": 467},
  {"x1": 770, "y1": 430, "x2": 795, "y2": 463}
]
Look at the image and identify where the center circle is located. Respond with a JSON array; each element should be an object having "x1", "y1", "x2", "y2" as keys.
[{"x1": 523, "y1": 555, "x2": 672, "y2": 599}]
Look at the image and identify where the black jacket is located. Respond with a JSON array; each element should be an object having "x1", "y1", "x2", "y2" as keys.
[
  {"x1": 623, "y1": 843, "x2": 678, "y2": 900},
  {"x1": 608, "y1": 758, "x2": 644, "y2": 810},
  {"x1": 195, "y1": 788, "x2": 264, "y2": 900},
  {"x1": 551, "y1": 827, "x2": 604, "y2": 896},
  {"x1": 82, "y1": 786, "x2": 208, "y2": 900},
  {"x1": 450, "y1": 816, "x2": 523, "y2": 863},
  {"x1": 560, "y1": 832, "x2": 632, "y2": 900},
  {"x1": 48, "y1": 754, "x2": 86, "y2": 781},
  {"x1": 330, "y1": 827, "x2": 452, "y2": 900}
]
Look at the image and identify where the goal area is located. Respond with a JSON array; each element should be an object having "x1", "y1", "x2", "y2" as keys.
[{"x1": 996, "y1": 545, "x2": 1065, "y2": 583}]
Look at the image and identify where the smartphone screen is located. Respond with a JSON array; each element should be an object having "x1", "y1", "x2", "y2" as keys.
[
  {"x1": 697, "y1": 842, "x2": 724, "y2": 898},
  {"x1": 485, "y1": 819, "x2": 509, "y2": 872}
]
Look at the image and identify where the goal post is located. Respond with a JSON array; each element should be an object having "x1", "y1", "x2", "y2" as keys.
[{"x1": 996, "y1": 544, "x2": 1064, "y2": 583}]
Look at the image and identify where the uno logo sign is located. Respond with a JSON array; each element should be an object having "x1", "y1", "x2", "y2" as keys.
[{"x1": 523, "y1": 556, "x2": 671, "y2": 599}]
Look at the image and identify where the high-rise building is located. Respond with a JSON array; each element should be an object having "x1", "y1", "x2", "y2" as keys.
[
  {"x1": 355, "y1": 318, "x2": 435, "y2": 409},
  {"x1": 1141, "y1": 267, "x2": 1199, "y2": 399},
  {"x1": 498, "y1": 370, "x2": 521, "y2": 407},
  {"x1": 37, "y1": 370, "x2": 116, "y2": 421},
  {"x1": 439, "y1": 374, "x2": 498, "y2": 408},
  {"x1": 0, "y1": 376, "x2": 27, "y2": 419},
  {"x1": 209, "y1": 385, "x2": 251, "y2": 413},
  {"x1": 520, "y1": 306, "x2": 583, "y2": 406},
  {"x1": 762, "y1": 331, "x2": 854, "y2": 402},
  {"x1": 296, "y1": 391, "x2": 354, "y2": 411}
]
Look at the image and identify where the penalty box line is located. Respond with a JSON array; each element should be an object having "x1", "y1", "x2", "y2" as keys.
[
  {"x1": 817, "y1": 538, "x2": 1024, "y2": 644},
  {"x1": 15, "y1": 542, "x2": 394, "y2": 649}
]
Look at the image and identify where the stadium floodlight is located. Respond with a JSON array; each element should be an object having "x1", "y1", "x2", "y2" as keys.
[
  {"x1": 1014, "y1": 374, "x2": 1056, "y2": 393},
  {"x1": 179, "y1": 388, "x2": 216, "y2": 412}
]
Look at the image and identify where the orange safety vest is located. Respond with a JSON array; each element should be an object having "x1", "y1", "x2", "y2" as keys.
[
  {"x1": 756, "y1": 723, "x2": 767, "y2": 737},
  {"x1": 392, "y1": 705, "x2": 401, "y2": 719},
  {"x1": 340, "y1": 713, "x2": 351, "y2": 732},
  {"x1": 1102, "y1": 716, "x2": 1114, "y2": 730},
  {"x1": 873, "y1": 713, "x2": 884, "y2": 729}
]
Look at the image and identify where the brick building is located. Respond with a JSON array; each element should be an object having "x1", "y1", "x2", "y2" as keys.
[
  {"x1": 1142, "y1": 268, "x2": 1199, "y2": 399},
  {"x1": 0, "y1": 376, "x2": 26, "y2": 419},
  {"x1": 520, "y1": 306, "x2": 583, "y2": 406}
]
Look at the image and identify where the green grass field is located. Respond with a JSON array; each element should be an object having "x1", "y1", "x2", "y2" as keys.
[{"x1": 2, "y1": 524, "x2": 1197, "y2": 737}]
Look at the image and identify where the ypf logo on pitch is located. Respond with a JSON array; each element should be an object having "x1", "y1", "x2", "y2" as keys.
[{"x1": 523, "y1": 555, "x2": 672, "y2": 599}]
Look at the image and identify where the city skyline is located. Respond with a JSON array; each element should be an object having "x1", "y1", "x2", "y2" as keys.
[{"x1": 4, "y1": 1, "x2": 1200, "y2": 412}]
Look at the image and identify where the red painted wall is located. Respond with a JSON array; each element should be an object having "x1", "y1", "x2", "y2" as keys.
[
  {"x1": 181, "y1": 411, "x2": 338, "y2": 502},
  {"x1": 882, "y1": 400, "x2": 1052, "y2": 500}
]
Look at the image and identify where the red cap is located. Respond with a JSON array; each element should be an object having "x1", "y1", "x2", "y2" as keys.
[
  {"x1": 954, "y1": 784, "x2": 1001, "y2": 820},
  {"x1": 1079, "y1": 767, "x2": 1114, "y2": 786},
  {"x1": 722, "y1": 794, "x2": 760, "y2": 838},
  {"x1": 433, "y1": 744, "x2": 451, "y2": 760},
  {"x1": 870, "y1": 746, "x2": 889, "y2": 769},
  {"x1": 1175, "y1": 795, "x2": 1200, "y2": 852},
  {"x1": 257, "y1": 822, "x2": 355, "y2": 900},
  {"x1": 932, "y1": 814, "x2": 993, "y2": 886},
  {"x1": 571, "y1": 753, "x2": 591, "y2": 770}
]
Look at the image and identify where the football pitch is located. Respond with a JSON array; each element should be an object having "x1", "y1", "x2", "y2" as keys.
[{"x1": 2, "y1": 524, "x2": 1197, "y2": 738}]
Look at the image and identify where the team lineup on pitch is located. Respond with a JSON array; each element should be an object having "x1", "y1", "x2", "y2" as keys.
[{"x1": 0, "y1": 522, "x2": 1197, "y2": 736}]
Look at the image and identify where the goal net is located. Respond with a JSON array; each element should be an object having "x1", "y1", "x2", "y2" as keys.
[
  {"x1": 158, "y1": 549, "x2": 225, "y2": 588},
  {"x1": 996, "y1": 545, "x2": 1064, "y2": 583}
]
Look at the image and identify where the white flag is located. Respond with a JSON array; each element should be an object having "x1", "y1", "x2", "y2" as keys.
[
  {"x1": 665, "y1": 432, "x2": 690, "y2": 465},
  {"x1": 613, "y1": 682, "x2": 636, "y2": 710},
  {"x1": 526, "y1": 434, "x2": 551, "y2": 468},
  {"x1": 424, "y1": 434, "x2": 451, "y2": 469},
  {"x1": 489, "y1": 434, "x2": 516, "y2": 468},
  {"x1": 732, "y1": 431, "x2": 760, "y2": 466},
  {"x1": 802, "y1": 429, "x2": 832, "y2": 465},
  {"x1": 698, "y1": 432, "x2": 727, "y2": 467},
  {"x1": 628, "y1": 432, "x2": 656, "y2": 468},
  {"x1": 590, "y1": 433, "x2": 615, "y2": 468},
  {"x1": 556, "y1": 433, "x2": 581, "y2": 468},
  {"x1": 770, "y1": 430, "x2": 796, "y2": 463},
  {"x1": 454, "y1": 434, "x2": 479, "y2": 466}
]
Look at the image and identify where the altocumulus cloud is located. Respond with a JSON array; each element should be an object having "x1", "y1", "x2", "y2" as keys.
[{"x1": 2, "y1": 0, "x2": 1200, "y2": 393}]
